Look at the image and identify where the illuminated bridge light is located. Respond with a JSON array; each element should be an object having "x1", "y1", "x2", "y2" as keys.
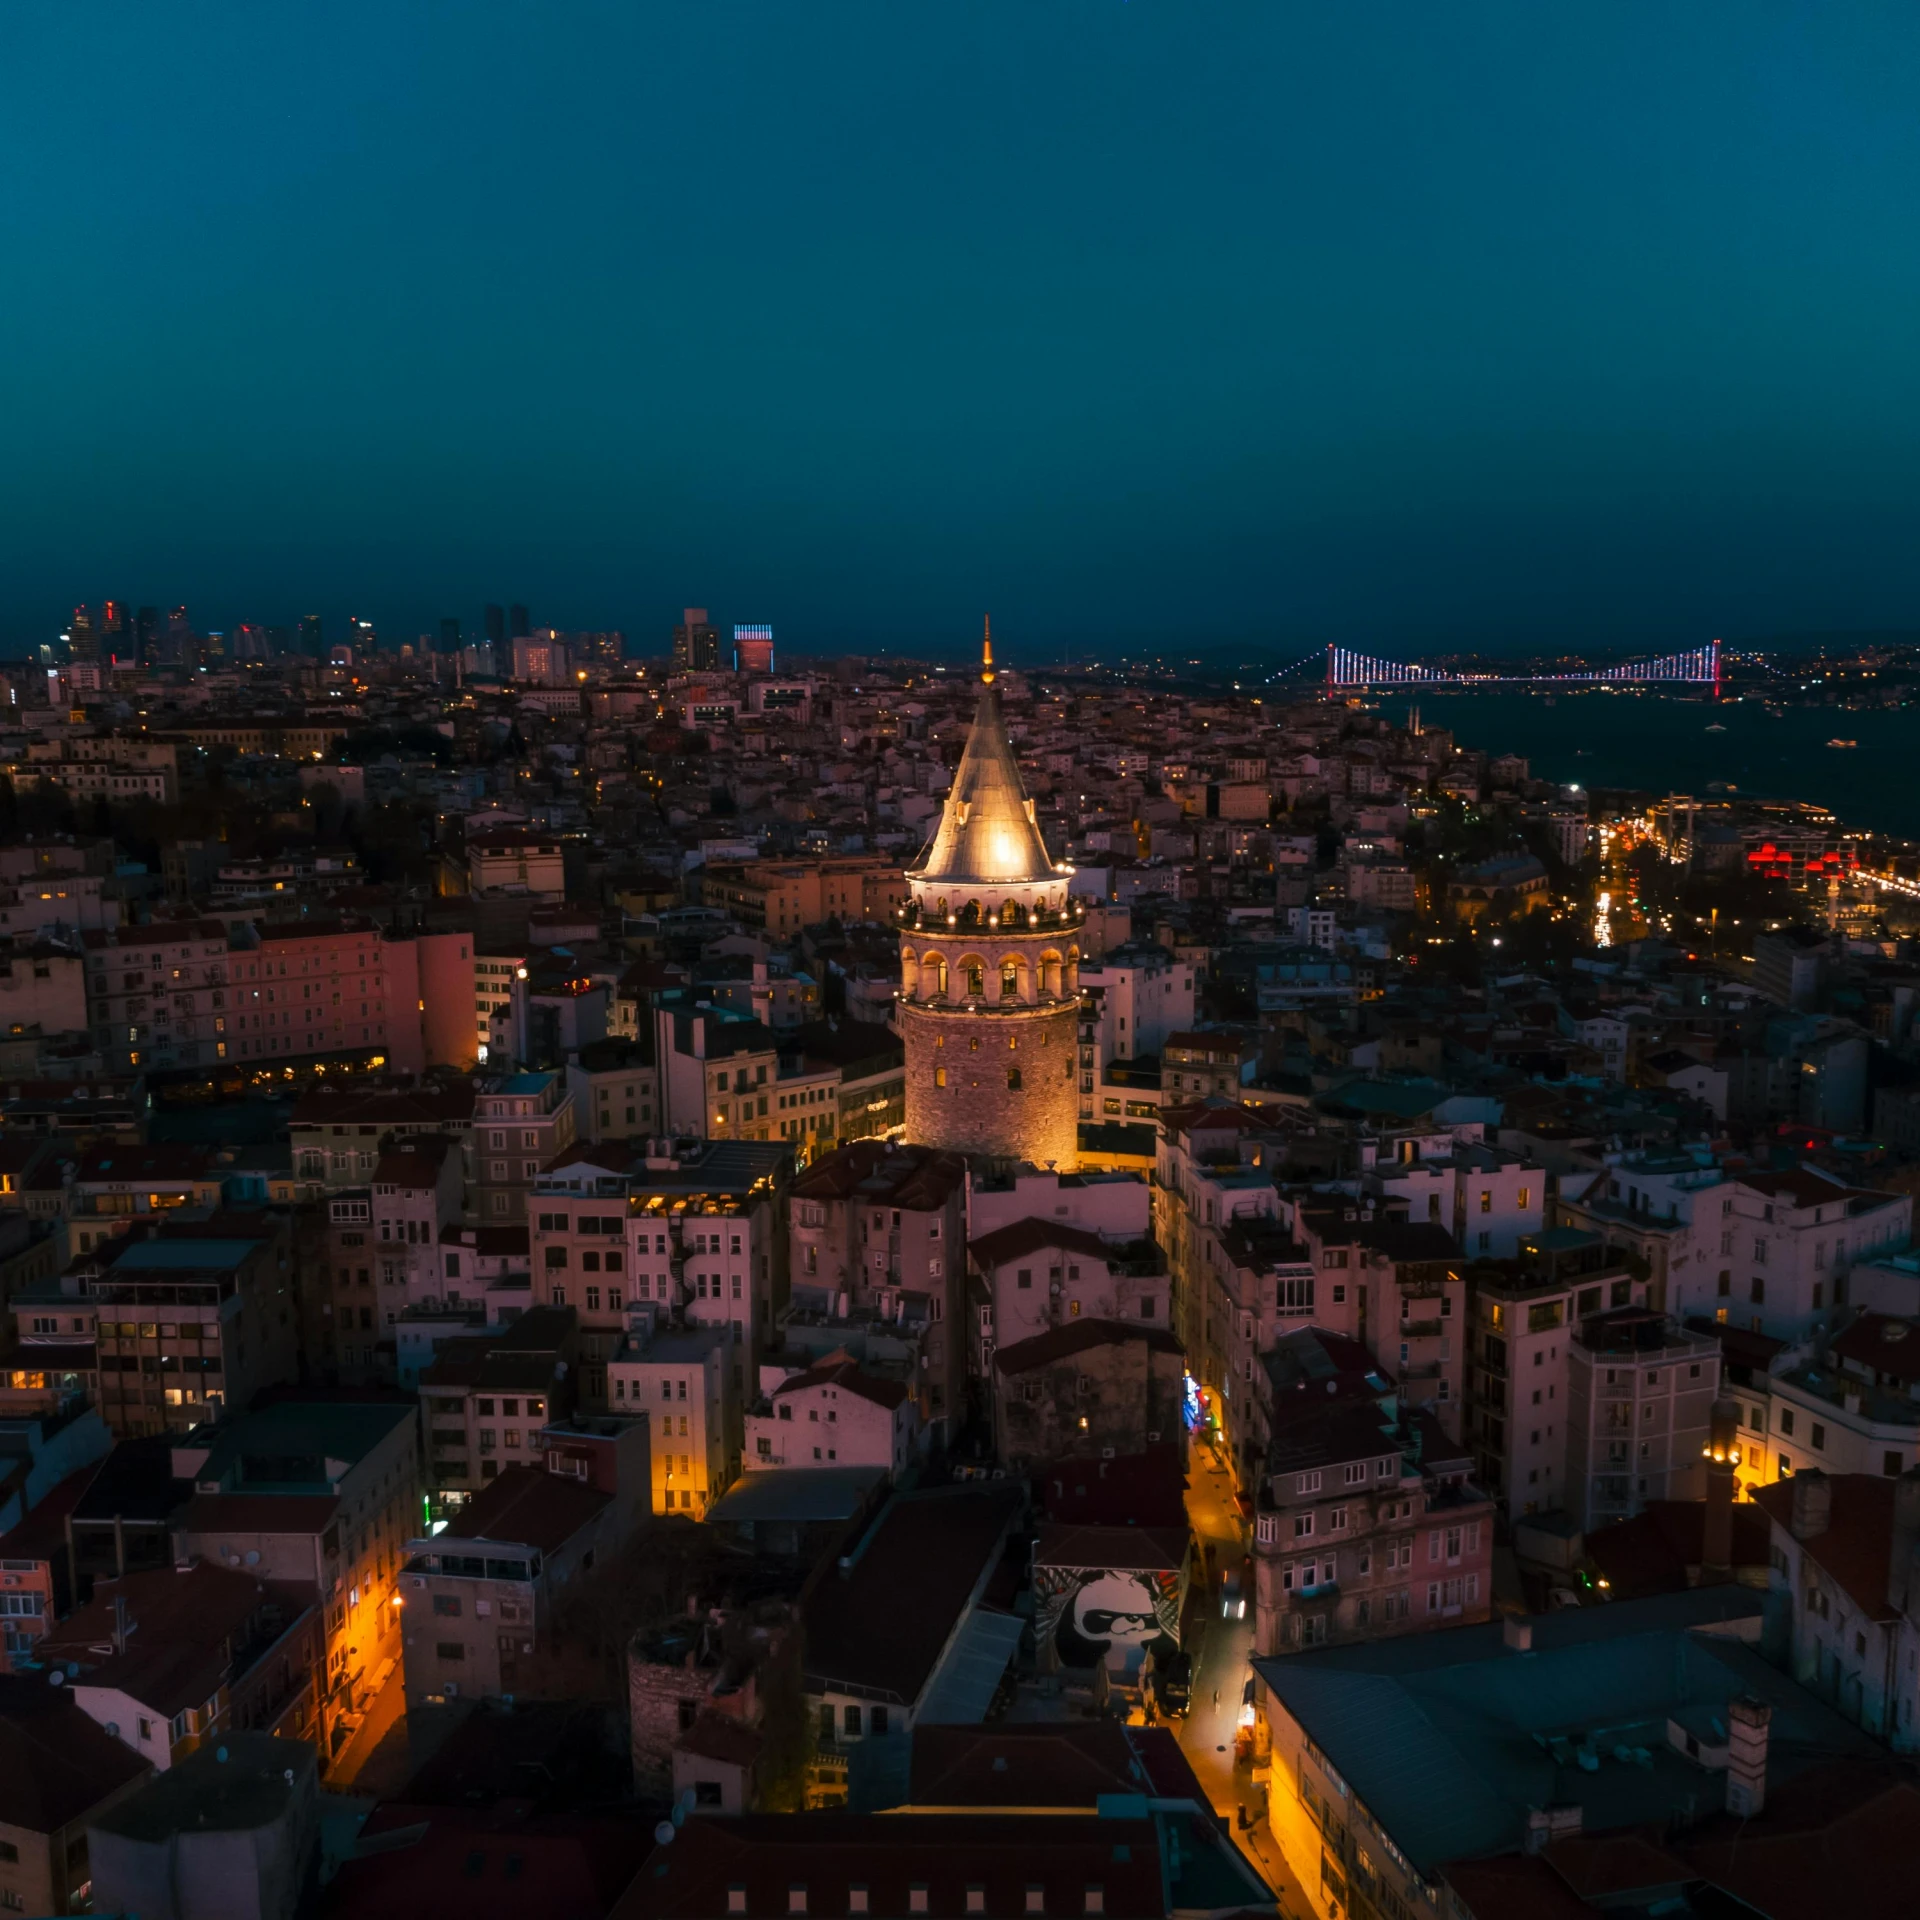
[{"x1": 1321, "y1": 637, "x2": 1720, "y2": 690}]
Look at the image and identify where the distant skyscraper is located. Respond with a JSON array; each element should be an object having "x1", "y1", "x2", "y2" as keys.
[
  {"x1": 167, "y1": 606, "x2": 193, "y2": 666},
  {"x1": 509, "y1": 603, "x2": 531, "y2": 640},
  {"x1": 440, "y1": 617, "x2": 462, "y2": 652},
  {"x1": 102, "y1": 601, "x2": 128, "y2": 660},
  {"x1": 67, "y1": 606, "x2": 98, "y2": 663},
  {"x1": 673, "y1": 607, "x2": 720, "y2": 672},
  {"x1": 299, "y1": 614, "x2": 324, "y2": 657},
  {"x1": 733, "y1": 624, "x2": 774, "y2": 673},
  {"x1": 136, "y1": 607, "x2": 159, "y2": 662},
  {"x1": 485, "y1": 604, "x2": 506, "y2": 648}
]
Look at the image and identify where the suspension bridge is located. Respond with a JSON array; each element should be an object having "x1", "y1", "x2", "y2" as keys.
[{"x1": 1261, "y1": 639, "x2": 1722, "y2": 694}]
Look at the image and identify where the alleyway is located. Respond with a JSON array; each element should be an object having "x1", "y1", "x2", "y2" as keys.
[{"x1": 1176, "y1": 1437, "x2": 1308, "y2": 1915}]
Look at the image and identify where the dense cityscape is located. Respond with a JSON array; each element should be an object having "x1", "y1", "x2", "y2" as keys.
[
  {"x1": 11, "y1": 0, "x2": 1920, "y2": 1913},
  {"x1": 0, "y1": 604, "x2": 1910, "y2": 1916}
]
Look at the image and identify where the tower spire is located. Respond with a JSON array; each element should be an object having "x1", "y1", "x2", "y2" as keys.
[{"x1": 981, "y1": 614, "x2": 995, "y2": 686}]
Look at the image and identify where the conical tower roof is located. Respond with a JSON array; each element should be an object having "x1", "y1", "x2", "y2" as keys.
[{"x1": 907, "y1": 619, "x2": 1058, "y2": 886}]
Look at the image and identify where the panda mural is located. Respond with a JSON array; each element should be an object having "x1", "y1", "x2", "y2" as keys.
[{"x1": 1034, "y1": 1562, "x2": 1184, "y2": 1674}]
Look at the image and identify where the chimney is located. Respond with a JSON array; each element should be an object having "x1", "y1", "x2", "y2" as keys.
[
  {"x1": 1702, "y1": 1397, "x2": 1740, "y2": 1578},
  {"x1": 1888, "y1": 1466, "x2": 1920, "y2": 1615},
  {"x1": 1788, "y1": 1469, "x2": 1830, "y2": 1542},
  {"x1": 1523, "y1": 1804, "x2": 1582, "y2": 1853},
  {"x1": 1502, "y1": 1615, "x2": 1533, "y2": 1653},
  {"x1": 1725, "y1": 1695, "x2": 1772, "y2": 1818}
]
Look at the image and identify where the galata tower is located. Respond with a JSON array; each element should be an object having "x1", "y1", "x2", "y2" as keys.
[{"x1": 896, "y1": 621, "x2": 1081, "y2": 1170}]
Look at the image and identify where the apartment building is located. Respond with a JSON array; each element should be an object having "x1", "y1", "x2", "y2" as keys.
[
  {"x1": 566, "y1": 1037, "x2": 659, "y2": 1143},
  {"x1": 654, "y1": 1004, "x2": 779, "y2": 1142},
  {"x1": 472, "y1": 947, "x2": 525, "y2": 1059},
  {"x1": 65, "y1": 1143, "x2": 226, "y2": 1259},
  {"x1": 1753, "y1": 1312, "x2": 1920, "y2": 1484},
  {"x1": 534, "y1": 1136, "x2": 791, "y2": 1403},
  {"x1": 473, "y1": 1069, "x2": 576, "y2": 1222},
  {"x1": 1079, "y1": 943, "x2": 1197, "y2": 1064},
  {"x1": 746, "y1": 1354, "x2": 917, "y2": 1475},
  {"x1": 1253, "y1": 1371, "x2": 1494, "y2": 1656},
  {"x1": 609, "y1": 1322, "x2": 737, "y2": 1515},
  {"x1": 81, "y1": 920, "x2": 231, "y2": 1075},
  {"x1": 0, "y1": 939, "x2": 88, "y2": 1039},
  {"x1": 1465, "y1": 1228, "x2": 1654, "y2": 1520},
  {"x1": 370, "y1": 1138, "x2": 465, "y2": 1311},
  {"x1": 1554, "y1": 1151, "x2": 1725, "y2": 1317},
  {"x1": 1754, "y1": 1469, "x2": 1920, "y2": 1751},
  {"x1": 968, "y1": 1218, "x2": 1169, "y2": 1359},
  {"x1": 400, "y1": 1422, "x2": 650, "y2": 1707},
  {"x1": 467, "y1": 829, "x2": 566, "y2": 897},
  {"x1": 697, "y1": 857, "x2": 907, "y2": 936},
  {"x1": 71, "y1": 1229, "x2": 299, "y2": 1439},
  {"x1": 45, "y1": 1560, "x2": 323, "y2": 1771},
  {"x1": 170, "y1": 1396, "x2": 421, "y2": 1753},
  {"x1": 1162, "y1": 1031, "x2": 1257, "y2": 1101},
  {"x1": 289, "y1": 1080, "x2": 475, "y2": 1190},
  {"x1": 418, "y1": 1304, "x2": 576, "y2": 1505},
  {"x1": 1565, "y1": 1307, "x2": 1719, "y2": 1531},
  {"x1": 1708, "y1": 1168, "x2": 1911, "y2": 1343},
  {"x1": 1155, "y1": 1103, "x2": 1294, "y2": 1443},
  {"x1": 788, "y1": 1141, "x2": 968, "y2": 1434}
]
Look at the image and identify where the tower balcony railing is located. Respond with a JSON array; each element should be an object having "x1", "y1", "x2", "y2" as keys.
[
  {"x1": 899, "y1": 988, "x2": 1081, "y2": 1013},
  {"x1": 895, "y1": 899, "x2": 1085, "y2": 934}
]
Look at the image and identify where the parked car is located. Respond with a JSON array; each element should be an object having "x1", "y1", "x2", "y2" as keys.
[{"x1": 1154, "y1": 1649, "x2": 1192, "y2": 1718}]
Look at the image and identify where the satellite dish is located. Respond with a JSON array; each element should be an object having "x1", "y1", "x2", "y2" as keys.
[
  {"x1": 671, "y1": 1803, "x2": 687, "y2": 1829},
  {"x1": 679, "y1": 1787, "x2": 697, "y2": 1811},
  {"x1": 244, "y1": 1550, "x2": 261, "y2": 1567},
  {"x1": 105, "y1": 1722, "x2": 119, "y2": 1737},
  {"x1": 47, "y1": 1671, "x2": 63, "y2": 1687},
  {"x1": 654, "y1": 1822, "x2": 676, "y2": 1846},
  {"x1": 216, "y1": 1746, "x2": 229, "y2": 1763}
]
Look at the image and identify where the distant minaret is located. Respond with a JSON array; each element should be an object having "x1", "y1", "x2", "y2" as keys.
[{"x1": 895, "y1": 617, "x2": 1082, "y2": 1170}]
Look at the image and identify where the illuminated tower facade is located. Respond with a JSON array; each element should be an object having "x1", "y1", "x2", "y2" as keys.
[{"x1": 896, "y1": 621, "x2": 1082, "y2": 1170}]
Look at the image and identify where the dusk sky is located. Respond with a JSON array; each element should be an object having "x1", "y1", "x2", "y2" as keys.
[{"x1": 4, "y1": 3, "x2": 1919, "y2": 661}]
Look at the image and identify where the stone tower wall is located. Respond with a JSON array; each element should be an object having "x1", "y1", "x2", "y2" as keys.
[{"x1": 898, "y1": 996, "x2": 1080, "y2": 1170}]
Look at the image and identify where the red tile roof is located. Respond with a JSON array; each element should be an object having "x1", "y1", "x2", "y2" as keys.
[
  {"x1": 1670, "y1": 1758, "x2": 1920, "y2": 1920},
  {"x1": 907, "y1": 1724, "x2": 1208, "y2": 1810},
  {"x1": 771, "y1": 1356, "x2": 908, "y2": 1413},
  {"x1": 1752, "y1": 1473, "x2": 1899, "y2": 1623},
  {"x1": 607, "y1": 1811, "x2": 1174, "y2": 1920},
  {"x1": 327, "y1": 1806, "x2": 654, "y2": 1920},
  {"x1": 0, "y1": 1682, "x2": 150, "y2": 1836},
  {"x1": 445, "y1": 1466, "x2": 609, "y2": 1555},
  {"x1": 1832, "y1": 1312, "x2": 1920, "y2": 1386},
  {"x1": 968, "y1": 1219, "x2": 1114, "y2": 1269},
  {"x1": 991, "y1": 1318, "x2": 1181, "y2": 1377}
]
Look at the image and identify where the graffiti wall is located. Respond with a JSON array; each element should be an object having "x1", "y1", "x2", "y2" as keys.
[{"x1": 1034, "y1": 1562, "x2": 1184, "y2": 1672}]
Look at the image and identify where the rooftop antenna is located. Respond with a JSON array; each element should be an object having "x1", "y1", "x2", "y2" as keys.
[{"x1": 981, "y1": 615, "x2": 995, "y2": 687}]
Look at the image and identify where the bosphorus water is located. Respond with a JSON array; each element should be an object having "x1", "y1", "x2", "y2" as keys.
[{"x1": 1400, "y1": 690, "x2": 1920, "y2": 837}]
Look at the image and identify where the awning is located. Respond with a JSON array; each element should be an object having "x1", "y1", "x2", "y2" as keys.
[{"x1": 917, "y1": 1607, "x2": 1025, "y2": 1725}]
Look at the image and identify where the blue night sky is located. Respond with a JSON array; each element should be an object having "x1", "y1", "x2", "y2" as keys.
[{"x1": 4, "y1": 3, "x2": 1919, "y2": 662}]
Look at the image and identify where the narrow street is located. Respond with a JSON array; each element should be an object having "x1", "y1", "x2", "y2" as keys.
[
  {"x1": 326, "y1": 1658, "x2": 408, "y2": 1792},
  {"x1": 1178, "y1": 1438, "x2": 1308, "y2": 1915}
]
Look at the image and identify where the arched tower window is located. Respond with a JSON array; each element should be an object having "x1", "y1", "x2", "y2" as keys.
[
  {"x1": 1007, "y1": 1067, "x2": 1022, "y2": 1090},
  {"x1": 924, "y1": 954, "x2": 948, "y2": 999},
  {"x1": 999, "y1": 960, "x2": 1020, "y2": 1001},
  {"x1": 962, "y1": 956, "x2": 985, "y2": 998}
]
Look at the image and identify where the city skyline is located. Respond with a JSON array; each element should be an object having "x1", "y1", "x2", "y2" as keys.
[{"x1": 6, "y1": 5, "x2": 1920, "y2": 655}]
